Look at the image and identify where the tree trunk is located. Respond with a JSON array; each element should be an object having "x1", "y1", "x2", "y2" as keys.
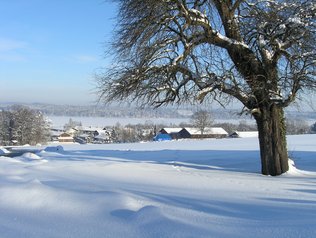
[{"x1": 254, "y1": 104, "x2": 289, "y2": 176}]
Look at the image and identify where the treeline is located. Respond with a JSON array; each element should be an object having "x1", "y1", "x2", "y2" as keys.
[
  {"x1": 1, "y1": 104, "x2": 314, "y2": 146},
  {"x1": 105, "y1": 119, "x2": 315, "y2": 144},
  {"x1": 0, "y1": 106, "x2": 50, "y2": 146},
  {"x1": 215, "y1": 119, "x2": 316, "y2": 135},
  {"x1": 213, "y1": 119, "x2": 314, "y2": 135},
  {"x1": 3, "y1": 103, "x2": 315, "y2": 124}
]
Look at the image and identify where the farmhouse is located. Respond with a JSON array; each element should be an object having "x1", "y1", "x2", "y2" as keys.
[
  {"x1": 80, "y1": 127, "x2": 100, "y2": 137},
  {"x1": 179, "y1": 127, "x2": 228, "y2": 139},
  {"x1": 50, "y1": 128, "x2": 64, "y2": 141},
  {"x1": 94, "y1": 132, "x2": 111, "y2": 144},
  {"x1": 159, "y1": 128, "x2": 182, "y2": 139},
  {"x1": 58, "y1": 133, "x2": 74, "y2": 143},
  {"x1": 69, "y1": 126, "x2": 112, "y2": 144}
]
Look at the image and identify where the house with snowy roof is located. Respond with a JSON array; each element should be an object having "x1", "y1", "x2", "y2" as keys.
[
  {"x1": 93, "y1": 132, "x2": 111, "y2": 144},
  {"x1": 58, "y1": 133, "x2": 74, "y2": 143},
  {"x1": 159, "y1": 128, "x2": 183, "y2": 139},
  {"x1": 179, "y1": 127, "x2": 228, "y2": 139},
  {"x1": 50, "y1": 128, "x2": 65, "y2": 141}
]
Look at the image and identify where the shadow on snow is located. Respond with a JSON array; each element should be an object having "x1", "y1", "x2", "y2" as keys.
[{"x1": 48, "y1": 148, "x2": 316, "y2": 174}]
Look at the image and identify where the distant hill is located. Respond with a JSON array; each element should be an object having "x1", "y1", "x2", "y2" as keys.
[{"x1": 1, "y1": 102, "x2": 315, "y2": 122}]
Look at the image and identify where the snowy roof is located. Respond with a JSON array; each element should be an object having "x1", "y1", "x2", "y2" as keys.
[
  {"x1": 50, "y1": 130, "x2": 62, "y2": 137},
  {"x1": 231, "y1": 131, "x2": 258, "y2": 138},
  {"x1": 183, "y1": 127, "x2": 228, "y2": 135},
  {"x1": 78, "y1": 133, "x2": 91, "y2": 138},
  {"x1": 66, "y1": 128, "x2": 78, "y2": 134},
  {"x1": 160, "y1": 128, "x2": 183, "y2": 134},
  {"x1": 94, "y1": 133, "x2": 110, "y2": 140},
  {"x1": 58, "y1": 133, "x2": 73, "y2": 139},
  {"x1": 81, "y1": 126, "x2": 105, "y2": 132}
]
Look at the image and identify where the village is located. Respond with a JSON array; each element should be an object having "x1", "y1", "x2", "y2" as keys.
[
  {"x1": 50, "y1": 124, "x2": 259, "y2": 144},
  {"x1": 1, "y1": 105, "x2": 312, "y2": 147}
]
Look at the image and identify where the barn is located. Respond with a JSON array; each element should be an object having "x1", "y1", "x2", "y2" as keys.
[
  {"x1": 179, "y1": 127, "x2": 228, "y2": 139},
  {"x1": 159, "y1": 128, "x2": 182, "y2": 139}
]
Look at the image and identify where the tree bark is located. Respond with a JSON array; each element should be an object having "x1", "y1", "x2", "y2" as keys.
[{"x1": 254, "y1": 104, "x2": 289, "y2": 176}]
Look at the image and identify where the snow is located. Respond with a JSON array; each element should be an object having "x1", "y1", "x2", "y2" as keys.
[
  {"x1": 216, "y1": 31, "x2": 249, "y2": 49},
  {"x1": 187, "y1": 8, "x2": 209, "y2": 25},
  {"x1": 19, "y1": 152, "x2": 43, "y2": 161},
  {"x1": 44, "y1": 145, "x2": 65, "y2": 152},
  {"x1": 231, "y1": 131, "x2": 258, "y2": 138},
  {"x1": 0, "y1": 147, "x2": 10, "y2": 155},
  {"x1": 183, "y1": 127, "x2": 228, "y2": 135},
  {"x1": 160, "y1": 127, "x2": 183, "y2": 134},
  {"x1": 0, "y1": 135, "x2": 316, "y2": 237},
  {"x1": 288, "y1": 17, "x2": 303, "y2": 26}
]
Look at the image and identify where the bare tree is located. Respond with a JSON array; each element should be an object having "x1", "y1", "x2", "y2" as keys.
[
  {"x1": 286, "y1": 118, "x2": 309, "y2": 135},
  {"x1": 191, "y1": 110, "x2": 213, "y2": 134},
  {"x1": 97, "y1": 0, "x2": 316, "y2": 176}
]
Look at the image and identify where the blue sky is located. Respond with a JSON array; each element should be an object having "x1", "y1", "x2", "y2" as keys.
[
  {"x1": 0, "y1": 0, "x2": 117, "y2": 105},
  {"x1": 0, "y1": 1, "x2": 314, "y2": 111}
]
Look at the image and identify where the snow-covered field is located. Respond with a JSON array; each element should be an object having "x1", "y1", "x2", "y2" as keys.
[{"x1": 1, "y1": 135, "x2": 316, "y2": 238}]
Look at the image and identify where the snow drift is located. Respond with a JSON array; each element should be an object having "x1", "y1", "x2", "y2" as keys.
[{"x1": 0, "y1": 135, "x2": 315, "y2": 238}]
